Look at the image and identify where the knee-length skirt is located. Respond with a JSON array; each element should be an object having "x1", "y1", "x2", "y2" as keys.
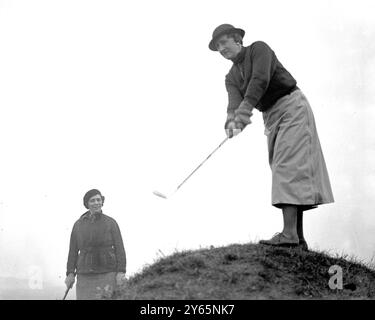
[
  {"x1": 262, "y1": 89, "x2": 334, "y2": 210},
  {"x1": 76, "y1": 272, "x2": 116, "y2": 300}
]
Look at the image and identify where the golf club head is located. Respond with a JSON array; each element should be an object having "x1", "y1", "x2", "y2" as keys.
[{"x1": 153, "y1": 190, "x2": 168, "y2": 199}]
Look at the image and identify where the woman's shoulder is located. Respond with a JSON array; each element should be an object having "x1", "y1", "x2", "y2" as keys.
[
  {"x1": 74, "y1": 211, "x2": 89, "y2": 222},
  {"x1": 249, "y1": 40, "x2": 271, "y2": 49},
  {"x1": 248, "y1": 41, "x2": 274, "y2": 55},
  {"x1": 101, "y1": 213, "x2": 118, "y2": 224}
]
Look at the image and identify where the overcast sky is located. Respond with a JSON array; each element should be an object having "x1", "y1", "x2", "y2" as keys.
[{"x1": 0, "y1": 0, "x2": 374, "y2": 292}]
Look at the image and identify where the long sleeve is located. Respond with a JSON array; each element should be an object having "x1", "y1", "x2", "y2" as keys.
[
  {"x1": 111, "y1": 220, "x2": 126, "y2": 273},
  {"x1": 225, "y1": 73, "x2": 243, "y2": 115},
  {"x1": 244, "y1": 41, "x2": 276, "y2": 107},
  {"x1": 66, "y1": 223, "x2": 79, "y2": 276}
]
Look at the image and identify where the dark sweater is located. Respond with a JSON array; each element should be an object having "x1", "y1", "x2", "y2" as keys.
[
  {"x1": 66, "y1": 211, "x2": 126, "y2": 276},
  {"x1": 225, "y1": 41, "x2": 297, "y2": 113}
]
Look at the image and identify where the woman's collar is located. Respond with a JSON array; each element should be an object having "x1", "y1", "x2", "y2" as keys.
[
  {"x1": 231, "y1": 46, "x2": 246, "y2": 64},
  {"x1": 82, "y1": 210, "x2": 103, "y2": 221}
]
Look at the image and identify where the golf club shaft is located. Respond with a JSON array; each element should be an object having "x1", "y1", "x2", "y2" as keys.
[
  {"x1": 63, "y1": 287, "x2": 70, "y2": 300},
  {"x1": 176, "y1": 137, "x2": 229, "y2": 191}
]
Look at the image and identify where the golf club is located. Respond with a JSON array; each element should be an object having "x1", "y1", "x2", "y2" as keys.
[
  {"x1": 62, "y1": 286, "x2": 70, "y2": 300},
  {"x1": 153, "y1": 136, "x2": 229, "y2": 199}
]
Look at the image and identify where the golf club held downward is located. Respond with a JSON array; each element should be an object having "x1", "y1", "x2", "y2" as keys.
[{"x1": 62, "y1": 286, "x2": 70, "y2": 300}]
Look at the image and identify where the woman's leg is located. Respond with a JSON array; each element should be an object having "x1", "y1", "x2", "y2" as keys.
[
  {"x1": 297, "y1": 207, "x2": 309, "y2": 250},
  {"x1": 297, "y1": 207, "x2": 304, "y2": 241},
  {"x1": 281, "y1": 205, "x2": 299, "y2": 241},
  {"x1": 259, "y1": 204, "x2": 299, "y2": 246}
]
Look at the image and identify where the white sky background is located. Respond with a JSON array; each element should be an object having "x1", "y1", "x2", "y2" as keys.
[{"x1": 0, "y1": 0, "x2": 375, "y2": 289}]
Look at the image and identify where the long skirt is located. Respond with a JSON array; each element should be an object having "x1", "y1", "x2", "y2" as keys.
[
  {"x1": 76, "y1": 272, "x2": 116, "y2": 300},
  {"x1": 262, "y1": 89, "x2": 334, "y2": 210}
]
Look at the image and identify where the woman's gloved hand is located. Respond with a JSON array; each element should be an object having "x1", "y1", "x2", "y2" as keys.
[
  {"x1": 225, "y1": 120, "x2": 242, "y2": 138},
  {"x1": 234, "y1": 100, "x2": 254, "y2": 130},
  {"x1": 225, "y1": 112, "x2": 241, "y2": 138},
  {"x1": 65, "y1": 273, "x2": 75, "y2": 289}
]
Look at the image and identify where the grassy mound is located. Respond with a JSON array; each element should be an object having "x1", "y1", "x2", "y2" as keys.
[{"x1": 114, "y1": 243, "x2": 375, "y2": 300}]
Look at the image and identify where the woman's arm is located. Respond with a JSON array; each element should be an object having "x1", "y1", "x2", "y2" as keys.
[
  {"x1": 243, "y1": 41, "x2": 276, "y2": 107},
  {"x1": 66, "y1": 222, "x2": 79, "y2": 276},
  {"x1": 111, "y1": 220, "x2": 127, "y2": 273},
  {"x1": 225, "y1": 72, "x2": 243, "y2": 115}
]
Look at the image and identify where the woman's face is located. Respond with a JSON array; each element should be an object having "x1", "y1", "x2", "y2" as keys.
[
  {"x1": 215, "y1": 34, "x2": 242, "y2": 60},
  {"x1": 87, "y1": 194, "x2": 103, "y2": 214}
]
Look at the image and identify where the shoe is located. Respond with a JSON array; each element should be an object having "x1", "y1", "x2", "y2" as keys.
[
  {"x1": 298, "y1": 239, "x2": 309, "y2": 251},
  {"x1": 259, "y1": 232, "x2": 299, "y2": 247}
]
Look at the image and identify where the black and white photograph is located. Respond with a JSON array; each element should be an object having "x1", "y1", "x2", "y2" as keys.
[{"x1": 0, "y1": 0, "x2": 374, "y2": 304}]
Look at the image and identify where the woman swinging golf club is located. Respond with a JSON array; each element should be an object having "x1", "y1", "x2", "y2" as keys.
[
  {"x1": 65, "y1": 189, "x2": 126, "y2": 299},
  {"x1": 209, "y1": 24, "x2": 334, "y2": 249}
]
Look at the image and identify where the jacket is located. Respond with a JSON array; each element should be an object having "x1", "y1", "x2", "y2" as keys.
[
  {"x1": 66, "y1": 211, "x2": 126, "y2": 276},
  {"x1": 225, "y1": 41, "x2": 297, "y2": 113}
]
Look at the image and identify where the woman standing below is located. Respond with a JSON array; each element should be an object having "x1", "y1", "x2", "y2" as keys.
[
  {"x1": 65, "y1": 189, "x2": 126, "y2": 299},
  {"x1": 209, "y1": 24, "x2": 334, "y2": 250}
]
